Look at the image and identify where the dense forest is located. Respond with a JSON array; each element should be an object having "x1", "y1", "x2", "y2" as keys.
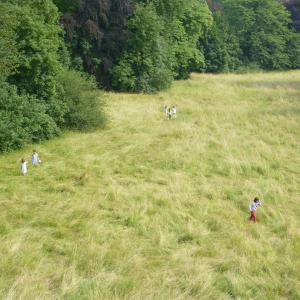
[
  {"x1": 1, "y1": 0, "x2": 300, "y2": 152},
  {"x1": 284, "y1": 0, "x2": 300, "y2": 31}
]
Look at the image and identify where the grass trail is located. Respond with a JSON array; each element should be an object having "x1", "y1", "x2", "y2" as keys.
[{"x1": 0, "y1": 71, "x2": 300, "y2": 299}]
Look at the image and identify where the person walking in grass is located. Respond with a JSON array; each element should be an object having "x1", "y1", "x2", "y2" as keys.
[
  {"x1": 21, "y1": 158, "x2": 27, "y2": 176},
  {"x1": 167, "y1": 107, "x2": 172, "y2": 120},
  {"x1": 164, "y1": 104, "x2": 168, "y2": 116},
  {"x1": 172, "y1": 105, "x2": 177, "y2": 118},
  {"x1": 32, "y1": 150, "x2": 41, "y2": 165},
  {"x1": 249, "y1": 197, "x2": 262, "y2": 222}
]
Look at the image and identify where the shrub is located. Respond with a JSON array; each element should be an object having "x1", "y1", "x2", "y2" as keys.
[
  {"x1": 0, "y1": 81, "x2": 59, "y2": 153},
  {"x1": 59, "y1": 69, "x2": 106, "y2": 131}
]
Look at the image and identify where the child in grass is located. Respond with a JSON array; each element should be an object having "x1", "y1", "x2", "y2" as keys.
[
  {"x1": 249, "y1": 197, "x2": 261, "y2": 222},
  {"x1": 168, "y1": 107, "x2": 172, "y2": 120},
  {"x1": 21, "y1": 158, "x2": 27, "y2": 176},
  {"x1": 172, "y1": 105, "x2": 177, "y2": 118},
  {"x1": 164, "y1": 104, "x2": 168, "y2": 115},
  {"x1": 32, "y1": 150, "x2": 40, "y2": 165}
]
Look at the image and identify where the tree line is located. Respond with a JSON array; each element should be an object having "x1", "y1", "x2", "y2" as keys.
[{"x1": 1, "y1": 0, "x2": 299, "y2": 152}]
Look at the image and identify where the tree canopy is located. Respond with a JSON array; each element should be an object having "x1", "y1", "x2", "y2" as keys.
[{"x1": 0, "y1": 0, "x2": 299, "y2": 151}]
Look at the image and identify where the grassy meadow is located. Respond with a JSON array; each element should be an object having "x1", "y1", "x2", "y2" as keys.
[{"x1": 0, "y1": 71, "x2": 300, "y2": 299}]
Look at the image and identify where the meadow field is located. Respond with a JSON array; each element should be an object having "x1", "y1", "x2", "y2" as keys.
[{"x1": 0, "y1": 71, "x2": 300, "y2": 299}]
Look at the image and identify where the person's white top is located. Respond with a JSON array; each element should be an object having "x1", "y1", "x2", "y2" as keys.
[
  {"x1": 32, "y1": 153, "x2": 39, "y2": 165},
  {"x1": 21, "y1": 162, "x2": 27, "y2": 174},
  {"x1": 249, "y1": 201, "x2": 261, "y2": 212}
]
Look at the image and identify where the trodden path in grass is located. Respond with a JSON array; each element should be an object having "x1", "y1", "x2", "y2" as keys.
[{"x1": 0, "y1": 71, "x2": 300, "y2": 299}]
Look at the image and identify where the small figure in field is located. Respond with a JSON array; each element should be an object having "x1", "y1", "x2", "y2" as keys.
[
  {"x1": 167, "y1": 107, "x2": 172, "y2": 120},
  {"x1": 21, "y1": 158, "x2": 27, "y2": 176},
  {"x1": 249, "y1": 197, "x2": 262, "y2": 222},
  {"x1": 164, "y1": 104, "x2": 168, "y2": 115},
  {"x1": 32, "y1": 150, "x2": 41, "y2": 165},
  {"x1": 172, "y1": 105, "x2": 177, "y2": 118}
]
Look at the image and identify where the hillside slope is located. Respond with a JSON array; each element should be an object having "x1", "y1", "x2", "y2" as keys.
[{"x1": 0, "y1": 71, "x2": 300, "y2": 299}]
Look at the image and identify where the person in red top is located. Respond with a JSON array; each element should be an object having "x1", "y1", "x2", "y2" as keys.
[{"x1": 249, "y1": 197, "x2": 261, "y2": 222}]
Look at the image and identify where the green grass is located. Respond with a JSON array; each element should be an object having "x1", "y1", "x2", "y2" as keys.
[{"x1": 0, "y1": 71, "x2": 300, "y2": 299}]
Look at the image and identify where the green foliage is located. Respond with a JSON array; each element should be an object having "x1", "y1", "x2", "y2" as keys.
[
  {"x1": 6, "y1": 0, "x2": 67, "y2": 124},
  {"x1": 156, "y1": 0, "x2": 212, "y2": 79},
  {"x1": 60, "y1": 0, "x2": 212, "y2": 91},
  {"x1": 52, "y1": 0, "x2": 82, "y2": 14},
  {"x1": 0, "y1": 0, "x2": 107, "y2": 152},
  {"x1": 60, "y1": 0, "x2": 134, "y2": 88},
  {"x1": 0, "y1": 3, "x2": 19, "y2": 78},
  {"x1": 284, "y1": 0, "x2": 300, "y2": 31},
  {"x1": 201, "y1": 0, "x2": 300, "y2": 72},
  {"x1": 221, "y1": 0, "x2": 299, "y2": 70},
  {"x1": 59, "y1": 69, "x2": 106, "y2": 130},
  {"x1": 200, "y1": 12, "x2": 241, "y2": 72},
  {"x1": 1, "y1": 0, "x2": 300, "y2": 151},
  {"x1": 111, "y1": 1, "x2": 212, "y2": 92},
  {"x1": 111, "y1": 4, "x2": 173, "y2": 93},
  {"x1": 286, "y1": 31, "x2": 300, "y2": 69},
  {"x1": 0, "y1": 81, "x2": 59, "y2": 153}
]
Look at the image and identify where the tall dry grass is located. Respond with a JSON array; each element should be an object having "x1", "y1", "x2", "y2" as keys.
[{"x1": 0, "y1": 71, "x2": 299, "y2": 299}]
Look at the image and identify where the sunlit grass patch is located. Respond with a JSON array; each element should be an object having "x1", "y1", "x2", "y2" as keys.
[{"x1": 0, "y1": 71, "x2": 299, "y2": 299}]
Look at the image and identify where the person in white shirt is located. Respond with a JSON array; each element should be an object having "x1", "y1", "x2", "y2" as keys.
[
  {"x1": 21, "y1": 158, "x2": 27, "y2": 176},
  {"x1": 172, "y1": 105, "x2": 177, "y2": 118},
  {"x1": 164, "y1": 104, "x2": 168, "y2": 116},
  {"x1": 167, "y1": 107, "x2": 172, "y2": 120},
  {"x1": 249, "y1": 197, "x2": 261, "y2": 222},
  {"x1": 32, "y1": 150, "x2": 40, "y2": 165}
]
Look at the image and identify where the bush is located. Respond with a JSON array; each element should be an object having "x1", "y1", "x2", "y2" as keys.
[
  {"x1": 59, "y1": 69, "x2": 106, "y2": 131},
  {"x1": 0, "y1": 81, "x2": 59, "y2": 153}
]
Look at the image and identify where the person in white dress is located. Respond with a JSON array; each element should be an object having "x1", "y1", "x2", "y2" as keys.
[
  {"x1": 172, "y1": 105, "x2": 177, "y2": 118},
  {"x1": 167, "y1": 107, "x2": 172, "y2": 120},
  {"x1": 32, "y1": 150, "x2": 40, "y2": 165},
  {"x1": 164, "y1": 104, "x2": 169, "y2": 117},
  {"x1": 164, "y1": 104, "x2": 168, "y2": 115},
  {"x1": 21, "y1": 158, "x2": 27, "y2": 176}
]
